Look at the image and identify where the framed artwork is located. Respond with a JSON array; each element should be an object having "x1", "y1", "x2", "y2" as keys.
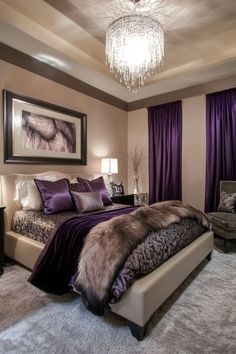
[
  {"x1": 3, "y1": 90, "x2": 87, "y2": 164},
  {"x1": 110, "y1": 181, "x2": 124, "y2": 196}
]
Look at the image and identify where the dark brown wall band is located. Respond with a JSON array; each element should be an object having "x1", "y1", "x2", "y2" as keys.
[
  {"x1": 1, "y1": 43, "x2": 236, "y2": 112},
  {"x1": 0, "y1": 43, "x2": 128, "y2": 111},
  {"x1": 127, "y1": 76, "x2": 236, "y2": 111}
]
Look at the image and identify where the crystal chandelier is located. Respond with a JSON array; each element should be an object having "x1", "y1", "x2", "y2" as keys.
[{"x1": 105, "y1": 0, "x2": 164, "y2": 93}]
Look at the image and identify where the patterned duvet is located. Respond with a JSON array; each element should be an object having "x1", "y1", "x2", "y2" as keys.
[
  {"x1": 11, "y1": 204, "x2": 129, "y2": 243},
  {"x1": 110, "y1": 218, "x2": 205, "y2": 302}
]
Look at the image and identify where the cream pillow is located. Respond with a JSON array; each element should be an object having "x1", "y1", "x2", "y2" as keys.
[
  {"x1": 15, "y1": 180, "x2": 43, "y2": 211},
  {"x1": 15, "y1": 173, "x2": 61, "y2": 210},
  {"x1": 70, "y1": 177, "x2": 79, "y2": 184},
  {"x1": 14, "y1": 172, "x2": 79, "y2": 211}
]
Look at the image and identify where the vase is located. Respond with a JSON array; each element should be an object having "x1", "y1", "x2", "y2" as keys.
[{"x1": 133, "y1": 176, "x2": 139, "y2": 195}]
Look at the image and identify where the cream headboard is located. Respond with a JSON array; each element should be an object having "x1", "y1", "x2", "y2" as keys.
[{"x1": 0, "y1": 171, "x2": 95, "y2": 232}]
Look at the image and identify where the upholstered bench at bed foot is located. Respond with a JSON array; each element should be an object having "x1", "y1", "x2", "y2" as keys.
[{"x1": 207, "y1": 212, "x2": 236, "y2": 252}]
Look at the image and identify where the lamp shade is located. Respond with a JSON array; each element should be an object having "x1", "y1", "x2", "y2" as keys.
[{"x1": 101, "y1": 158, "x2": 118, "y2": 174}]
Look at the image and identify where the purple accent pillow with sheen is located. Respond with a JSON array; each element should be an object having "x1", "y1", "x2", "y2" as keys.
[
  {"x1": 34, "y1": 178, "x2": 74, "y2": 214},
  {"x1": 77, "y1": 176, "x2": 112, "y2": 206}
]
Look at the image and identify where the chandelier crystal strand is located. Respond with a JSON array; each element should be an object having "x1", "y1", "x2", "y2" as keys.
[{"x1": 105, "y1": 13, "x2": 164, "y2": 92}]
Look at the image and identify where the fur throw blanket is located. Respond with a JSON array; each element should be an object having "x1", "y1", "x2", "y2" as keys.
[{"x1": 72, "y1": 200, "x2": 209, "y2": 315}]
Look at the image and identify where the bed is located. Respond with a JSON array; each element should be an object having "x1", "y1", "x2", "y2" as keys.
[{"x1": 1, "y1": 171, "x2": 214, "y2": 340}]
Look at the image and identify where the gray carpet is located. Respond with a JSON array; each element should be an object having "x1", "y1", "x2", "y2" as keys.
[{"x1": 0, "y1": 243, "x2": 235, "y2": 354}]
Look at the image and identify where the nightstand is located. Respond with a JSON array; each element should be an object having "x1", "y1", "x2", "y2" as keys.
[
  {"x1": 0, "y1": 206, "x2": 5, "y2": 276},
  {"x1": 111, "y1": 194, "x2": 135, "y2": 205}
]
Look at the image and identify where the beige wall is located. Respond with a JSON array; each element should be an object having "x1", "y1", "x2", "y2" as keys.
[
  {"x1": 127, "y1": 109, "x2": 148, "y2": 194},
  {"x1": 0, "y1": 59, "x2": 212, "y2": 209},
  {"x1": 128, "y1": 96, "x2": 206, "y2": 210},
  {"x1": 182, "y1": 96, "x2": 206, "y2": 210},
  {"x1": 0, "y1": 60, "x2": 128, "y2": 186}
]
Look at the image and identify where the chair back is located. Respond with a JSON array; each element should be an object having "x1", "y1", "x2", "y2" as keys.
[{"x1": 220, "y1": 180, "x2": 236, "y2": 193}]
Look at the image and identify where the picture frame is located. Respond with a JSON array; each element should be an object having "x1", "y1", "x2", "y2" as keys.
[
  {"x1": 110, "y1": 181, "x2": 124, "y2": 196},
  {"x1": 3, "y1": 90, "x2": 87, "y2": 165}
]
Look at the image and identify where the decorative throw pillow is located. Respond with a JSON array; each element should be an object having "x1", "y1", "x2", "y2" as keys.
[
  {"x1": 34, "y1": 178, "x2": 74, "y2": 214},
  {"x1": 71, "y1": 191, "x2": 104, "y2": 213},
  {"x1": 70, "y1": 181, "x2": 92, "y2": 193},
  {"x1": 76, "y1": 176, "x2": 113, "y2": 206},
  {"x1": 217, "y1": 191, "x2": 236, "y2": 213},
  {"x1": 15, "y1": 180, "x2": 43, "y2": 211},
  {"x1": 70, "y1": 177, "x2": 79, "y2": 184}
]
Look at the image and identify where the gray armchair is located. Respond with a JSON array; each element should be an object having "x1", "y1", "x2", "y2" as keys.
[{"x1": 207, "y1": 180, "x2": 236, "y2": 252}]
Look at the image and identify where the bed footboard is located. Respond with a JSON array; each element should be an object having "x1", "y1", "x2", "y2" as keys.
[
  {"x1": 110, "y1": 231, "x2": 214, "y2": 340},
  {"x1": 5, "y1": 228, "x2": 213, "y2": 341}
]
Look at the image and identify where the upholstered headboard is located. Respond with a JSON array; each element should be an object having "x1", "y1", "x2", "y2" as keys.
[{"x1": 0, "y1": 171, "x2": 95, "y2": 232}]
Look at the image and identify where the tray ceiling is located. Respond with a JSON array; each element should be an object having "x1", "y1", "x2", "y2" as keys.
[{"x1": 1, "y1": 0, "x2": 236, "y2": 102}]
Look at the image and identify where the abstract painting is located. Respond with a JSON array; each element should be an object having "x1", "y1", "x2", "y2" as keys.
[{"x1": 3, "y1": 90, "x2": 87, "y2": 164}]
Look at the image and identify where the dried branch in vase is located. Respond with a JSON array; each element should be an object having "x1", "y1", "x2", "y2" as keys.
[{"x1": 129, "y1": 145, "x2": 144, "y2": 177}]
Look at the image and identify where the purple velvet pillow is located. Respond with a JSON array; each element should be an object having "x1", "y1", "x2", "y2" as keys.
[
  {"x1": 34, "y1": 178, "x2": 74, "y2": 214},
  {"x1": 77, "y1": 176, "x2": 112, "y2": 206}
]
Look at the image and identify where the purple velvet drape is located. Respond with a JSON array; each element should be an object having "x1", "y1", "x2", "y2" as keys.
[
  {"x1": 148, "y1": 101, "x2": 182, "y2": 204},
  {"x1": 205, "y1": 88, "x2": 236, "y2": 212}
]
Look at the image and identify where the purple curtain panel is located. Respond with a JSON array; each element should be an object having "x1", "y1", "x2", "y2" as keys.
[
  {"x1": 148, "y1": 101, "x2": 182, "y2": 204},
  {"x1": 205, "y1": 88, "x2": 236, "y2": 212}
]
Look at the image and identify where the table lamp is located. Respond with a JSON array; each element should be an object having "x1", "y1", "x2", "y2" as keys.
[{"x1": 101, "y1": 158, "x2": 118, "y2": 183}]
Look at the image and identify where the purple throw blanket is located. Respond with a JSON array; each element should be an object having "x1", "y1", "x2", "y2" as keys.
[{"x1": 28, "y1": 206, "x2": 136, "y2": 294}]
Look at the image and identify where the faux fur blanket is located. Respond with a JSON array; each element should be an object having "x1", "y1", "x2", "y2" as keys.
[{"x1": 72, "y1": 200, "x2": 209, "y2": 315}]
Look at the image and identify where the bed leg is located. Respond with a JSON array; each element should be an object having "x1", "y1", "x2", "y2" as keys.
[
  {"x1": 128, "y1": 321, "x2": 147, "y2": 341},
  {"x1": 206, "y1": 251, "x2": 212, "y2": 261}
]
